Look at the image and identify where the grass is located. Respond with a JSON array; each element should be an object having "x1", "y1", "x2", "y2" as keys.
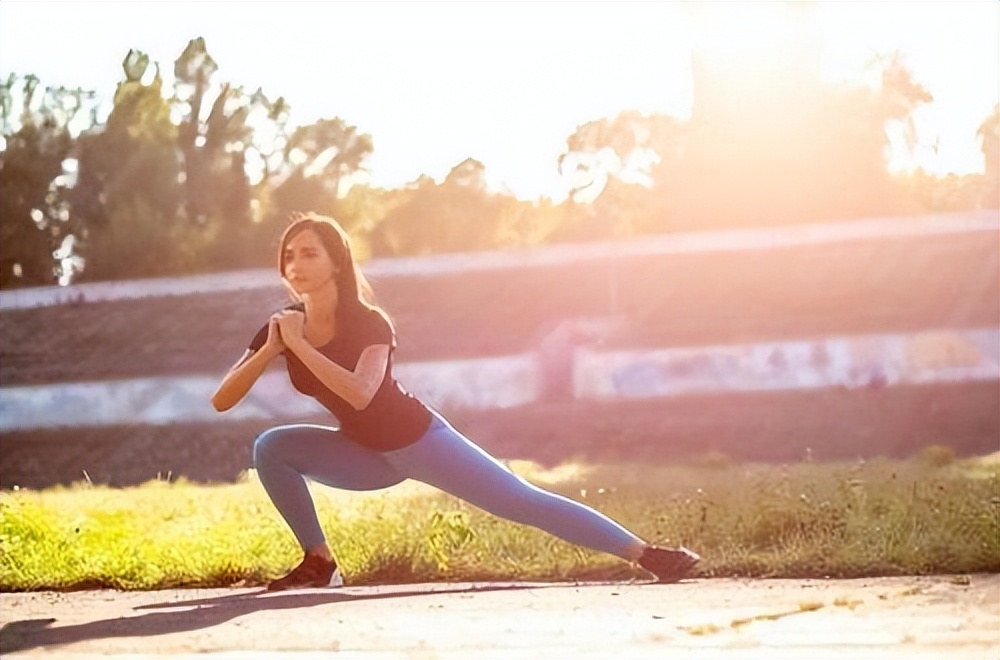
[{"x1": 1, "y1": 452, "x2": 997, "y2": 591}]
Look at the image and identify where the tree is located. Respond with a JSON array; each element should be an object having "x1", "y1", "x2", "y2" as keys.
[
  {"x1": 653, "y1": 49, "x2": 933, "y2": 231},
  {"x1": 173, "y1": 37, "x2": 255, "y2": 227},
  {"x1": 552, "y1": 1, "x2": 937, "y2": 239},
  {"x1": 557, "y1": 111, "x2": 681, "y2": 239},
  {"x1": 558, "y1": 110, "x2": 679, "y2": 202},
  {"x1": 978, "y1": 104, "x2": 999, "y2": 208},
  {"x1": 70, "y1": 50, "x2": 182, "y2": 281},
  {"x1": 269, "y1": 117, "x2": 374, "y2": 220},
  {"x1": 76, "y1": 38, "x2": 296, "y2": 277},
  {"x1": 170, "y1": 38, "x2": 317, "y2": 272},
  {"x1": 557, "y1": 41, "x2": 935, "y2": 238},
  {"x1": 371, "y1": 158, "x2": 519, "y2": 256},
  {"x1": 330, "y1": 183, "x2": 411, "y2": 260},
  {"x1": 0, "y1": 74, "x2": 95, "y2": 287}
]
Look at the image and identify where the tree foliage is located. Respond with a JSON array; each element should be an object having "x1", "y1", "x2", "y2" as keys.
[
  {"x1": 269, "y1": 117, "x2": 374, "y2": 221},
  {"x1": 557, "y1": 51, "x2": 939, "y2": 237},
  {"x1": 173, "y1": 37, "x2": 254, "y2": 227},
  {"x1": 977, "y1": 104, "x2": 999, "y2": 208},
  {"x1": 0, "y1": 74, "x2": 95, "y2": 287},
  {"x1": 70, "y1": 50, "x2": 182, "y2": 281},
  {"x1": 0, "y1": 31, "x2": 991, "y2": 289},
  {"x1": 371, "y1": 158, "x2": 530, "y2": 256}
]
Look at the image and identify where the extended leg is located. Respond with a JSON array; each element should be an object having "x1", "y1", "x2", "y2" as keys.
[{"x1": 384, "y1": 415, "x2": 645, "y2": 560}]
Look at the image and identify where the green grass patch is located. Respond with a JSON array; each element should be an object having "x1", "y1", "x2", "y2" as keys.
[{"x1": 1, "y1": 453, "x2": 997, "y2": 591}]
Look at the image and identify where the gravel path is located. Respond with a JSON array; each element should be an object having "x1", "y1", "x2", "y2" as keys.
[{"x1": 2, "y1": 574, "x2": 997, "y2": 658}]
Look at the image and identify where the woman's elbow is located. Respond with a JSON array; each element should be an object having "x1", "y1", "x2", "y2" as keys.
[
  {"x1": 349, "y1": 384, "x2": 379, "y2": 412},
  {"x1": 211, "y1": 388, "x2": 235, "y2": 412},
  {"x1": 348, "y1": 393, "x2": 374, "y2": 412}
]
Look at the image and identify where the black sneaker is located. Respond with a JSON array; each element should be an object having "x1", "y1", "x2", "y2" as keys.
[
  {"x1": 267, "y1": 554, "x2": 344, "y2": 591},
  {"x1": 638, "y1": 546, "x2": 700, "y2": 583}
]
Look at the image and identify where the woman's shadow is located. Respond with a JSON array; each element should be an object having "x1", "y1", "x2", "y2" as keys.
[{"x1": 0, "y1": 582, "x2": 556, "y2": 654}]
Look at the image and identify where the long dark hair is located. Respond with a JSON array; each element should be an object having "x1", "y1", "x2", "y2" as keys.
[{"x1": 278, "y1": 213, "x2": 391, "y2": 331}]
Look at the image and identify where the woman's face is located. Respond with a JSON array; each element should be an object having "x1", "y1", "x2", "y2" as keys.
[{"x1": 282, "y1": 229, "x2": 338, "y2": 296}]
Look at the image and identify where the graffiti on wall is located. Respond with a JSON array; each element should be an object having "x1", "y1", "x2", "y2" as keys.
[
  {"x1": 0, "y1": 357, "x2": 539, "y2": 431},
  {"x1": 1, "y1": 328, "x2": 995, "y2": 431},
  {"x1": 575, "y1": 328, "x2": 1000, "y2": 399}
]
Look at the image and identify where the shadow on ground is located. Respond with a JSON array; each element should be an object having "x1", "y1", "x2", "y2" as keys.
[{"x1": 0, "y1": 582, "x2": 562, "y2": 655}]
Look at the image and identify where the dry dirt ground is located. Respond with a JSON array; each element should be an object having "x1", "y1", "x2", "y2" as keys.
[{"x1": 2, "y1": 574, "x2": 997, "y2": 659}]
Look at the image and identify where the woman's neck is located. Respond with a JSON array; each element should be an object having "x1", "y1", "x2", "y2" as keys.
[{"x1": 300, "y1": 280, "x2": 338, "y2": 326}]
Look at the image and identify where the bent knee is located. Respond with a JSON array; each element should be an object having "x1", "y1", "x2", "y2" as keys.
[{"x1": 252, "y1": 427, "x2": 293, "y2": 468}]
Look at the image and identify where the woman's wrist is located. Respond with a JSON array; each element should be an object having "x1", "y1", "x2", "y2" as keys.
[{"x1": 259, "y1": 343, "x2": 284, "y2": 361}]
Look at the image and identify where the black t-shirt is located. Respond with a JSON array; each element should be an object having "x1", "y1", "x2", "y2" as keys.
[{"x1": 248, "y1": 303, "x2": 432, "y2": 451}]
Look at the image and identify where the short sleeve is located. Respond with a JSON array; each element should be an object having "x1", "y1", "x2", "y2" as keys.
[
  {"x1": 367, "y1": 308, "x2": 396, "y2": 349},
  {"x1": 247, "y1": 323, "x2": 268, "y2": 352}
]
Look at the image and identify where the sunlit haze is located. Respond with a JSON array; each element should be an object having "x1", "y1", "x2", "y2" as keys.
[{"x1": 0, "y1": 0, "x2": 996, "y2": 201}]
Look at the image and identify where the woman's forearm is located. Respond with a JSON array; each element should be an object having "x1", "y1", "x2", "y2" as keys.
[
  {"x1": 211, "y1": 347, "x2": 281, "y2": 411},
  {"x1": 284, "y1": 339, "x2": 387, "y2": 411}
]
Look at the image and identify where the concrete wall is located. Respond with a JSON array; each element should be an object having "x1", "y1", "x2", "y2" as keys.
[
  {"x1": 1, "y1": 211, "x2": 997, "y2": 435},
  {"x1": 2, "y1": 327, "x2": 995, "y2": 432}
]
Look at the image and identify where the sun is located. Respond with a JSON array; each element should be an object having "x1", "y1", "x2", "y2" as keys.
[{"x1": 682, "y1": 0, "x2": 997, "y2": 177}]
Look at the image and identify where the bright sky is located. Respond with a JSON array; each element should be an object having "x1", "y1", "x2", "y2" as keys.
[{"x1": 0, "y1": 1, "x2": 997, "y2": 201}]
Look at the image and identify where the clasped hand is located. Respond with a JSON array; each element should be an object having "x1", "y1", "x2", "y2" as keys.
[{"x1": 266, "y1": 309, "x2": 306, "y2": 351}]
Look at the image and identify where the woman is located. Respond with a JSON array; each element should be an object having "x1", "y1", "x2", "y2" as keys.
[{"x1": 212, "y1": 212, "x2": 699, "y2": 591}]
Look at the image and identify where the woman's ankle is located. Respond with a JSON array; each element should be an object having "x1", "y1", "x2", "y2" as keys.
[
  {"x1": 306, "y1": 545, "x2": 334, "y2": 562},
  {"x1": 623, "y1": 542, "x2": 647, "y2": 562}
]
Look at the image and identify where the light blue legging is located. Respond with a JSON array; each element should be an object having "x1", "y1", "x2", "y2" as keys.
[{"x1": 253, "y1": 412, "x2": 644, "y2": 560}]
